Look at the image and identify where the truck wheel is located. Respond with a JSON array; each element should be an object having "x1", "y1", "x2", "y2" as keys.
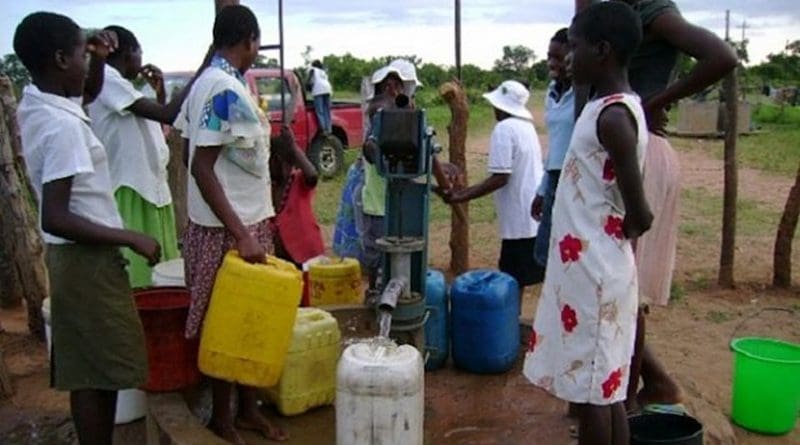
[{"x1": 309, "y1": 134, "x2": 344, "y2": 179}]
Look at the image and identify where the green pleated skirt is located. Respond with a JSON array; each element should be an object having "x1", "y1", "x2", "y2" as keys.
[{"x1": 115, "y1": 186, "x2": 180, "y2": 288}]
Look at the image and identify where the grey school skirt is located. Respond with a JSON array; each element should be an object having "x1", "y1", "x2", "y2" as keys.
[{"x1": 46, "y1": 244, "x2": 147, "y2": 391}]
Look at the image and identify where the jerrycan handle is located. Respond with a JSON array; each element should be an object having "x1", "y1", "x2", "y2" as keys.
[{"x1": 465, "y1": 270, "x2": 495, "y2": 292}]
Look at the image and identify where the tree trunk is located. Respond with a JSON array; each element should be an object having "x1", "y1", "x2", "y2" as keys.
[
  {"x1": 0, "y1": 349, "x2": 13, "y2": 399},
  {"x1": 773, "y1": 161, "x2": 800, "y2": 288},
  {"x1": 0, "y1": 76, "x2": 48, "y2": 340},
  {"x1": 718, "y1": 70, "x2": 738, "y2": 288},
  {"x1": 440, "y1": 82, "x2": 470, "y2": 275}
]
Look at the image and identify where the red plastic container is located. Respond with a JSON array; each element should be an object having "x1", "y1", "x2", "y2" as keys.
[{"x1": 134, "y1": 287, "x2": 201, "y2": 392}]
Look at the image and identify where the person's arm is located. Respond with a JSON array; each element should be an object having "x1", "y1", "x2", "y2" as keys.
[
  {"x1": 443, "y1": 174, "x2": 509, "y2": 204},
  {"x1": 82, "y1": 30, "x2": 119, "y2": 105},
  {"x1": 41, "y1": 178, "x2": 160, "y2": 264},
  {"x1": 431, "y1": 156, "x2": 453, "y2": 192},
  {"x1": 191, "y1": 146, "x2": 266, "y2": 263},
  {"x1": 129, "y1": 47, "x2": 215, "y2": 124},
  {"x1": 643, "y1": 12, "x2": 738, "y2": 131},
  {"x1": 597, "y1": 105, "x2": 653, "y2": 239}
]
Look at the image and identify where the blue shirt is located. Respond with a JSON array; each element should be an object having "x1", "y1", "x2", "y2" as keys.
[{"x1": 538, "y1": 81, "x2": 575, "y2": 195}]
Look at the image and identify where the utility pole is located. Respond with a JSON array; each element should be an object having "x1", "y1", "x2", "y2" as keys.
[
  {"x1": 740, "y1": 19, "x2": 747, "y2": 42},
  {"x1": 455, "y1": 0, "x2": 462, "y2": 82},
  {"x1": 719, "y1": 9, "x2": 738, "y2": 288}
]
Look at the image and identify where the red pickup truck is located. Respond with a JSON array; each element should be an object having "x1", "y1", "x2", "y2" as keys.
[{"x1": 162, "y1": 68, "x2": 363, "y2": 178}]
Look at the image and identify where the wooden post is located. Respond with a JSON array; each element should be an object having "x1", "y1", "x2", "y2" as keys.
[
  {"x1": 0, "y1": 349, "x2": 13, "y2": 399},
  {"x1": 718, "y1": 15, "x2": 738, "y2": 288},
  {"x1": 440, "y1": 82, "x2": 469, "y2": 274},
  {"x1": 454, "y1": 0, "x2": 462, "y2": 82},
  {"x1": 773, "y1": 162, "x2": 800, "y2": 288},
  {"x1": 0, "y1": 76, "x2": 48, "y2": 340}
]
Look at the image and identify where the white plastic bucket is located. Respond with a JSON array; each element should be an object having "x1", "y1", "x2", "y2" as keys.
[
  {"x1": 42, "y1": 298, "x2": 147, "y2": 424},
  {"x1": 152, "y1": 258, "x2": 185, "y2": 287}
]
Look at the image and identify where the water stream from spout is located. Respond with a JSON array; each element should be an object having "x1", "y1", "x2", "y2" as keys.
[{"x1": 378, "y1": 310, "x2": 392, "y2": 338}]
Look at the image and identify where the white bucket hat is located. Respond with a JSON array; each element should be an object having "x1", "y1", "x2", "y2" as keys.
[
  {"x1": 483, "y1": 80, "x2": 532, "y2": 120},
  {"x1": 371, "y1": 60, "x2": 422, "y2": 97}
]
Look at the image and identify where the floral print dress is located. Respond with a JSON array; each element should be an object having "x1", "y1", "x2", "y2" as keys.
[{"x1": 523, "y1": 93, "x2": 648, "y2": 405}]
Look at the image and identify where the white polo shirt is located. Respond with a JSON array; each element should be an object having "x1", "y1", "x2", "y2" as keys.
[
  {"x1": 88, "y1": 64, "x2": 172, "y2": 206},
  {"x1": 487, "y1": 116, "x2": 544, "y2": 240},
  {"x1": 17, "y1": 85, "x2": 124, "y2": 244}
]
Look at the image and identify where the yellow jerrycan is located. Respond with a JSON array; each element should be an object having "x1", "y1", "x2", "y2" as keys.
[
  {"x1": 199, "y1": 251, "x2": 302, "y2": 387},
  {"x1": 266, "y1": 307, "x2": 342, "y2": 415},
  {"x1": 307, "y1": 256, "x2": 362, "y2": 306}
]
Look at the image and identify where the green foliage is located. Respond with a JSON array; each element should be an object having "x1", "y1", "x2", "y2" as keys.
[
  {"x1": 493, "y1": 45, "x2": 536, "y2": 86},
  {"x1": 746, "y1": 40, "x2": 800, "y2": 85},
  {"x1": 314, "y1": 45, "x2": 540, "y2": 97},
  {"x1": 0, "y1": 54, "x2": 31, "y2": 98},
  {"x1": 752, "y1": 103, "x2": 800, "y2": 125}
]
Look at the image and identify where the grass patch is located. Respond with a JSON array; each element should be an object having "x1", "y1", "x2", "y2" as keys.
[
  {"x1": 735, "y1": 125, "x2": 800, "y2": 176},
  {"x1": 669, "y1": 282, "x2": 686, "y2": 303},
  {"x1": 752, "y1": 103, "x2": 800, "y2": 126},
  {"x1": 314, "y1": 149, "x2": 360, "y2": 225},
  {"x1": 679, "y1": 187, "x2": 786, "y2": 238},
  {"x1": 705, "y1": 310, "x2": 732, "y2": 324}
]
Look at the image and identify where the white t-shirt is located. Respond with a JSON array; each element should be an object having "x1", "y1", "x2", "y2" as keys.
[
  {"x1": 175, "y1": 62, "x2": 274, "y2": 227},
  {"x1": 17, "y1": 85, "x2": 124, "y2": 244},
  {"x1": 487, "y1": 117, "x2": 544, "y2": 240},
  {"x1": 310, "y1": 67, "x2": 332, "y2": 97},
  {"x1": 88, "y1": 65, "x2": 172, "y2": 206}
]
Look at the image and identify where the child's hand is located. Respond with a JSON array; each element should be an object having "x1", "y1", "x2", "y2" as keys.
[
  {"x1": 237, "y1": 234, "x2": 267, "y2": 264},
  {"x1": 531, "y1": 195, "x2": 544, "y2": 221},
  {"x1": 128, "y1": 233, "x2": 161, "y2": 266},
  {"x1": 86, "y1": 29, "x2": 118, "y2": 60},
  {"x1": 140, "y1": 64, "x2": 165, "y2": 96}
]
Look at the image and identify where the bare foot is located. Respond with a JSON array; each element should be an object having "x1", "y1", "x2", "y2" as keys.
[
  {"x1": 209, "y1": 420, "x2": 247, "y2": 445},
  {"x1": 637, "y1": 380, "x2": 683, "y2": 407},
  {"x1": 237, "y1": 412, "x2": 289, "y2": 442}
]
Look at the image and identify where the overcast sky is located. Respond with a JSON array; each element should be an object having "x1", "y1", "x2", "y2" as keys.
[{"x1": 2, "y1": 1, "x2": 798, "y2": 73}]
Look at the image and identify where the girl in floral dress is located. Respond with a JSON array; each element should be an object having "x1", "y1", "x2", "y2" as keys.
[{"x1": 522, "y1": 3, "x2": 653, "y2": 444}]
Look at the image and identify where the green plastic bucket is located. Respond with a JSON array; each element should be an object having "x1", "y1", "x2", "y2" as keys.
[{"x1": 730, "y1": 337, "x2": 800, "y2": 434}]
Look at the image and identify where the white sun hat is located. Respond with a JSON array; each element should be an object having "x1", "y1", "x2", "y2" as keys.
[
  {"x1": 389, "y1": 59, "x2": 423, "y2": 87},
  {"x1": 482, "y1": 80, "x2": 532, "y2": 120},
  {"x1": 371, "y1": 65, "x2": 399, "y2": 85}
]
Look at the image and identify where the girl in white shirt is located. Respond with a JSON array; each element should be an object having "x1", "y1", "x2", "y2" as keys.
[
  {"x1": 89, "y1": 25, "x2": 206, "y2": 287},
  {"x1": 14, "y1": 12, "x2": 160, "y2": 444}
]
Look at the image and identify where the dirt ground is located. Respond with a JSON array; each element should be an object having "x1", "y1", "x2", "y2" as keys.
[{"x1": 1, "y1": 128, "x2": 799, "y2": 443}]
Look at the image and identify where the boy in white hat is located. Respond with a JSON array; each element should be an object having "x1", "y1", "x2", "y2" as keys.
[{"x1": 442, "y1": 80, "x2": 544, "y2": 293}]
